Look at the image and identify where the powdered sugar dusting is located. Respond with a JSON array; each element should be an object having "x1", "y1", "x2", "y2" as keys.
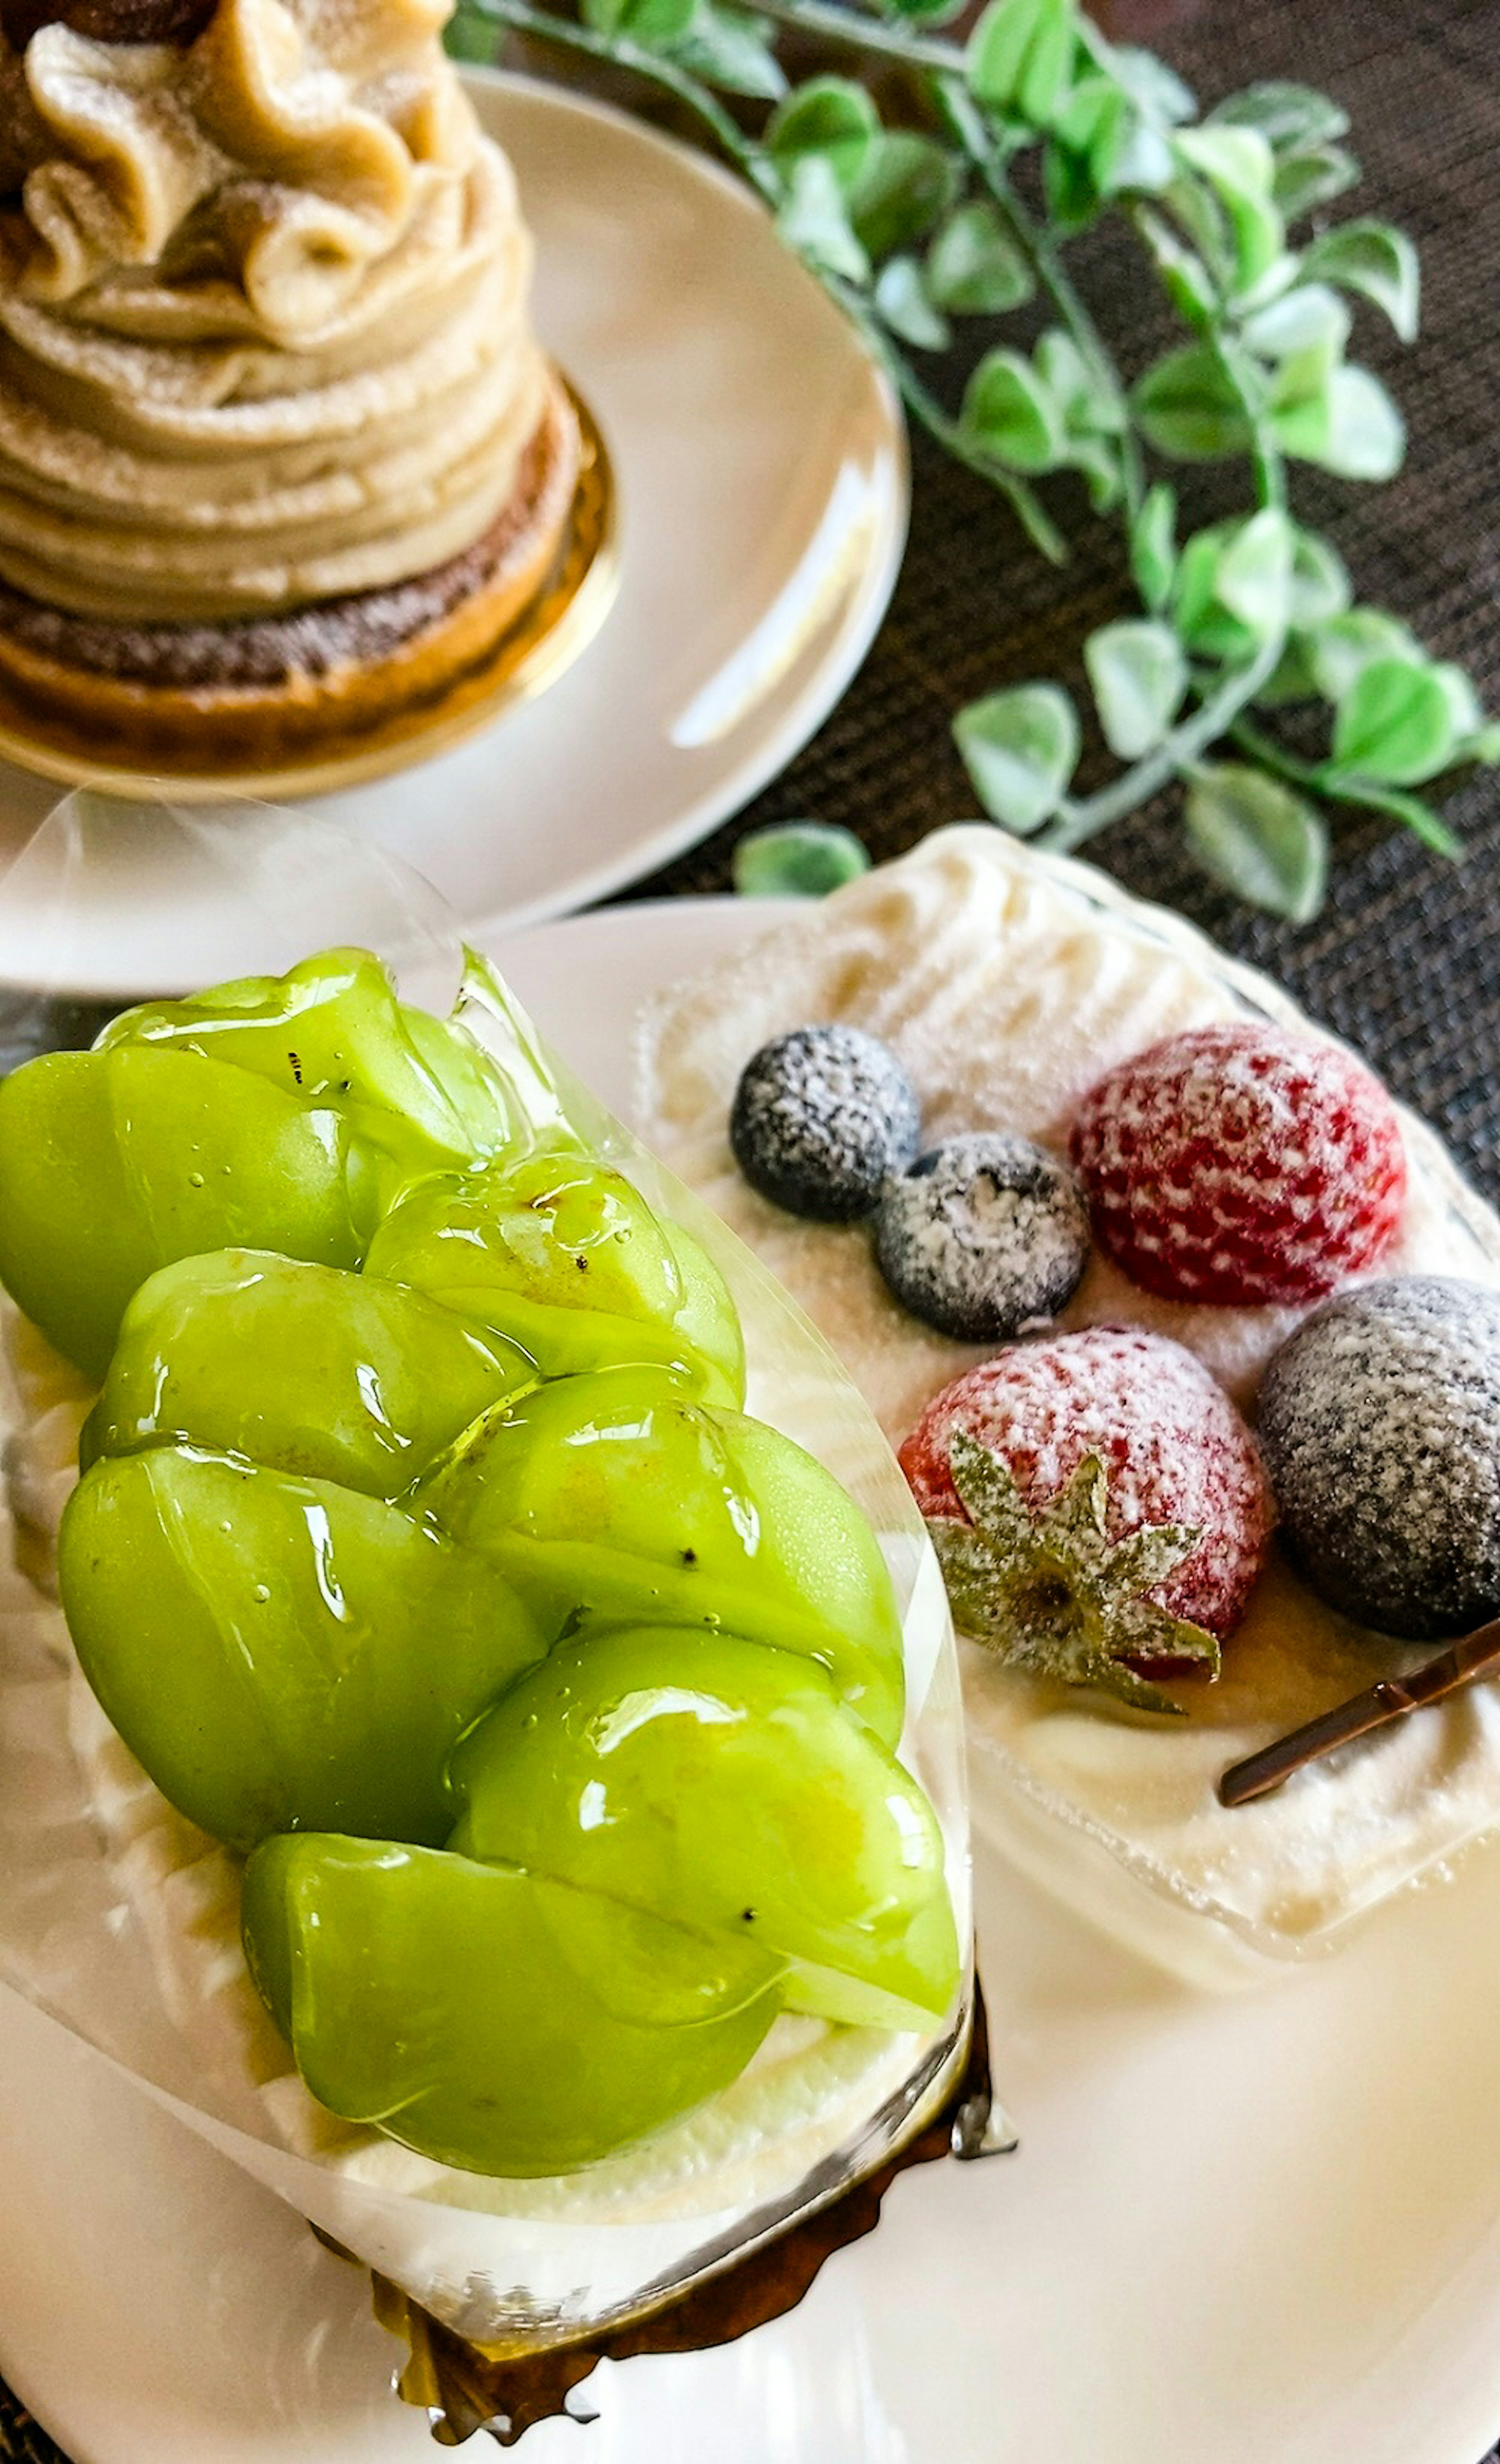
[
  {"x1": 1072, "y1": 1022, "x2": 1407, "y2": 1307},
  {"x1": 900, "y1": 1328, "x2": 1273, "y2": 1640},
  {"x1": 0, "y1": 0, "x2": 549, "y2": 624},
  {"x1": 1259, "y1": 1277, "x2": 1500, "y2": 1638},
  {"x1": 874, "y1": 1133, "x2": 1088, "y2": 1343}
]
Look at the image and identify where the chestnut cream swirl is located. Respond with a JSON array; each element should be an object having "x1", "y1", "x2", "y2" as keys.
[{"x1": 0, "y1": 0, "x2": 551, "y2": 623}]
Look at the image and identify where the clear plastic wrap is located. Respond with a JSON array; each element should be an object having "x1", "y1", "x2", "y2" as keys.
[{"x1": 0, "y1": 792, "x2": 974, "y2": 2349}]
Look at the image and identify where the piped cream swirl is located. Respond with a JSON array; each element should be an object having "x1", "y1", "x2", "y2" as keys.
[{"x1": 0, "y1": 0, "x2": 551, "y2": 622}]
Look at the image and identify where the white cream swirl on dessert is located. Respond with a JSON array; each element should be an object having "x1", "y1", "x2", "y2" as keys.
[
  {"x1": 638, "y1": 828, "x2": 1500, "y2": 1972},
  {"x1": 0, "y1": 0, "x2": 550, "y2": 621}
]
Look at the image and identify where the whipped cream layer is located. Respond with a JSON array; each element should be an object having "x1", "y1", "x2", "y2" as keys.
[
  {"x1": 0, "y1": 0, "x2": 550, "y2": 622},
  {"x1": 637, "y1": 828, "x2": 1500, "y2": 1967}
]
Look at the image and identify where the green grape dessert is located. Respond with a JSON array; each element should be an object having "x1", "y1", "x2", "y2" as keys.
[{"x1": 0, "y1": 940, "x2": 967, "y2": 2252}]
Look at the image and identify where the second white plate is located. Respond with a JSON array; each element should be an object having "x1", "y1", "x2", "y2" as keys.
[
  {"x1": 0, "y1": 74, "x2": 907, "y2": 990},
  {"x1": 2, "y1": 897, "x2": 1498, "y2": 2464}
]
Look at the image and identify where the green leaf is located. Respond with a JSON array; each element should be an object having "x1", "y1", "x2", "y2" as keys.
[
  {"x1": 1171, "y1": 525, "x2": 1246, "y2": 661},
  {"x1": 1134, "y1": 209, "x2": 1217, "y2": 327},
  {"x1": 1130, "y1": 482, "x2": 1177, "y2": 613},
  {"x1": 732, "y1": 823, "x2": 871, "y2": 898},
  {"x1": 1132, "y1": 343, "x2": 1254, "y2": 459},
  {"x1": 1043, "y1": 135, "x2": 1104, "y2": 232},
  {"x1": 1184, "y1": 765, "x2": 1329, "y2": 921},
  {"x1": 1170, "y1": 513, "x2": 1290, "y2": 659},
  {"x1": 1207, "y1": 81, "x2": 1350, "y2": 154},
  {"x1": 1272, "y1": 362, "x2": 1404, "y2": 480},
  {"x1": 670, "y1": 3, "x2": 785, "y2": 99},
  {"x1": 1302, "y1": 218, "x2": 1420, "y2": 343},
  {"x1": 1255, "y1": 635, "x2": 1324, "y2": 707},
  {"x1": 1045, "y1": 75, "x2": 1127, "y2": 223},
  {"x1": 584, "y1": 0, "x2": 695, "y2": 37},
  {"x1": 955, "y1": 685, "x2": 1080, "y2": 833},
  {"x1": 1214, "y1": 507, "x2": 1293, "y2": 638},
  {"x1": 1174, "y1": 124, "x2": 1284, "y2": 290},
  {"x1": 874, "y1": 255, "x2": 951, "y2": 350},
  {"x1": 967, "y1": 0, "x2": 1075, "y2": 129},
  {"x1": 1460, "y1": 721, "x2": 1500, "y2": 765},
  {"x1": 1109, "y1": 108, "x2": 1176, "y2": 196},
  {"x1": 775, "y1": 154, "x2": 870, "y2": 284},
  {"x1": 1109, "y1": 45, "x2": 1196, "y2": 127},
  {"x1": 1330, "y1": 656, "x2": 1459, "y2": 786},
  {"x1": 1086, "y1": 619, "x2": 1187, "y2": 758},
  {"x1": 848, "y1": 131, "x2": 960, "y2": 260},
  {"x1": 766, "y1": 77, "x2": 880, "y2": 192},
  {"x1": 962, "y1": 347, "x2": 1066, "y2": 471},
  {"x1": 445, "y1": 9, "x2": 499, "y2": 63},
  {"x1": 1352, "y1": 788, "x2": 1463, "y2": 859},
  {"x1": 1273, "y1": 142, "x2": 1360, "y2": 222},
  {"x1": 1035, "y1": 329, "x2": 1121, "y2": 432},
  {"x1": 1432, "y1": 662, "x2": 1485, "y2": 741},
  {"x1": 1239, "y1": 281, "x2": 1351, "y2": 361},
  {"x1": 1288, "y1": 528, "x2": 1352, "y2": 629},
  {"x1": 888, "y1": 0, "x2": 970, "y2": 21},
  {"x1": 926, "y1": 202, "x2": 1035, "y2": 313},
  {"x1": 1307, "y1": 607, "x2": 1420, "y2": 703}
]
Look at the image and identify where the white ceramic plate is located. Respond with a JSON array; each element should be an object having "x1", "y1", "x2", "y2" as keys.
[
  {"x1": 2, "y1": 895, "x2": 1498, "y2": 2464},
  {"x1": 0, "y1": 75, "x2": 907, "y2": 988}
]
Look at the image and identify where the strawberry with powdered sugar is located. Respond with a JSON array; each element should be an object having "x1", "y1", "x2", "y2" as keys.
[
  {"x1": 900, "y1": 1328, "x2": 1274, "y2": 1716},
  {"x1": 1070, "y1": 1022, "x2": 1406, "y2": 1308}
]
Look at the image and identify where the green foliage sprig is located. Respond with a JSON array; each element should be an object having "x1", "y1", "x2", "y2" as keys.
[{"x1": 448, "y1": 0, "x2": 1498, "y2": 919}]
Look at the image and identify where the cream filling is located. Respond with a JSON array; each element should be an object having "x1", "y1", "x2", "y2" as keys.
[
  {"x1": 636, "y1": 826, "x2": 1500, "y2": 1959},
  {"x1": 0, "y1": 0, "x2": 550, "y2": 622}
]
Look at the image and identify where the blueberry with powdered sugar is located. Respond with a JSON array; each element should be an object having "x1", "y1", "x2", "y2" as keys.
[
  {"x1": 1257, "y1": 1276, "x2": 1500, "y2": 1640},
  {"x1": 874, "y1": 1134, "x2": 1090, "y2": 1343},
  {"x1": 729, "y1": 1026, "x2": 920, "y2": 1221}
]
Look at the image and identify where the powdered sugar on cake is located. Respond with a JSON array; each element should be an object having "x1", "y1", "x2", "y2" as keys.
[{"x1": 636, "y1": 828, "x2": 1500, "y2": 1965}]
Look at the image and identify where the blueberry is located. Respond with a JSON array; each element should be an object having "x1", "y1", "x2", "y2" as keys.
[
  {"x1": 875, "y1": 1134, "x2": 1090, "y2": 1342},
  {"x1": 729, "y1": 1026, "x2": 920, "y2": 1222},
  {"x1": 1258, "y1": 1276, "x2": 1500, "y2": 1640}
]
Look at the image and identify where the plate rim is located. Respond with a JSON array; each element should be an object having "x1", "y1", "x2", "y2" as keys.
[{"x1": 461, "y1": 68, "x2": 912, "y2": 935}]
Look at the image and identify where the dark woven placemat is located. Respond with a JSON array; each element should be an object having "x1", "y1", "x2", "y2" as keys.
[
  {"x1": 2, "y1": 0, "x2": 1497, "y2": 2455},
  {"x1": 630, "y1": 0, "x2": 1500, "y2": 1216}
]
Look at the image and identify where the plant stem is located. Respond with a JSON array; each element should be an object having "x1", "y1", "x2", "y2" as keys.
[
  {"x1": 1041, "y1": 629, "x2": 1284, "y2": 849},
  {"x1": 1228, "y1": 715, "x2": 1465, "y2": 856},
  {"x1": 748, "y1": 0, "x2": 964, "y2": 74},
  {"x1": 465, "y1": 0, "x2": 781, "y2": 200},
  {"x1": 941, "y1": 79, "x2": 1146, "y2": 520},
  {"x1": 829, "y1": 279, "x2": 1070, "y2": 561}
]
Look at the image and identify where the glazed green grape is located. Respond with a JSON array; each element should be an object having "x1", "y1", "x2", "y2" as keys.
[
  {"x1": 0, "y1": 1046, "x2": 362, "y2": 1381},
  {"x1": 241, "y1": 1835, "x2": 782, "y2": 2175},
  {"x1": 59, "y1": 1449, "x2": 546, "y2": 1851},
  {"x1": 83, "y1": 1251, "x2": 536, "y2": 1497},
  {"x1": 101, "y1": 947, "x2": 512, "y2": 1207},
  {"x1": 363, "y1": 1151, "x2": 745, "y2": 1408},
  {"x1": 422, "y1": 1366, "x2": 905, "y2": 1745},
  {"x1": 448, "y1": 1628, "x2": 960, "y2": 2030}
]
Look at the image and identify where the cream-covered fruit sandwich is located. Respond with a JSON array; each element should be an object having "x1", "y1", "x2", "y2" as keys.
[
  {"x1": 0, "y1": 936, "x2": 972, "y2": 2347},
  {"x1": 0, "y1": 0, "x2": 579, "y2": 764},
  {"x1": 638, "y1": 827, "x2": 1500, "y2": 1988}
]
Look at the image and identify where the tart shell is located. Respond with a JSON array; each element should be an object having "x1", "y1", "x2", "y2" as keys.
[{"x1": 0, "y1": 372, "x2": 583, "y2": 774}]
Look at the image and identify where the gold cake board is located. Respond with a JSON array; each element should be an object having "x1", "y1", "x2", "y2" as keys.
[{"x1": 0, "y1": 383, "x2": 618, "y2": 809}]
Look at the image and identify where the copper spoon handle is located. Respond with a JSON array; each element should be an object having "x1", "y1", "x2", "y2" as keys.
[{"x1": 1217, "y1": 1618, "x2": 1500, "y2": 1808}]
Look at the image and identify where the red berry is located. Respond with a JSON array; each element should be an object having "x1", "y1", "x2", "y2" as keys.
[
  {"x1": 1070, "y1": 1022, "x2": 1405, "y2": 1308},
  {"x1": 900, "y1": 1327, "x2": 1272, "y2": 1646}
]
